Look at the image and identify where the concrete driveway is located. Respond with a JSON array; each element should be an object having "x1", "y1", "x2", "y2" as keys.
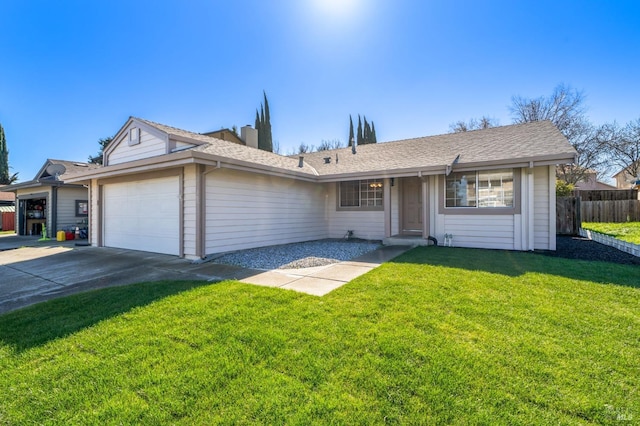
[
  {"x1": 0, "y1": 235, "x2": 410, "y2": 315},
  {"x1": 0, "y1": 236, "x2": 257, "y2": 315}
]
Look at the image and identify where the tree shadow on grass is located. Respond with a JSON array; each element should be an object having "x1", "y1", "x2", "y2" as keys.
[
  {"x1": 393, "y1": 246, "x2": 640, "y2": 289},
  {"x1": 0, "y1": 280, "x2": 212, "y2": 353}
]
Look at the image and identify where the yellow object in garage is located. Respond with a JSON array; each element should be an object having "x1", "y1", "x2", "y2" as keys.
[{"x1": 56, "y1": 230, "x2": 66, "y2": 241}]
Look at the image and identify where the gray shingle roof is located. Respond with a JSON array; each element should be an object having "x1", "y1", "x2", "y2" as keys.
[
  {"x1": 137, "y1": 118, "x2": 574, "y2": 179},
  {"x1": 136, "y1": 117, "x2": 319, "y2": 176},
  {"x1": 299, "y1": 121, "x2": 576, "y2": 177},
  {"x1": 135, "y1": 117, "x2": 220, "y2": 145},
  {"x1": 0, "y1": 159, "x2": 100, "y2": 191},
  {"x1": 39, "y1": 159, "x2": 100, "y2": 180},
  {"x1": 67, "y1": 118, "x2": 576, "y2": 183}
]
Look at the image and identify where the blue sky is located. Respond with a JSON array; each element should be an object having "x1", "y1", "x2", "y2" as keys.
[{"x1": 1, "y1": 0, "x2": 638, "y2": 181}]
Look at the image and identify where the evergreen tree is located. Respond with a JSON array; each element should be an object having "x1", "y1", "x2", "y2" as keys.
[
  {"x1": 363, "y1": 116, "x2": 372, "y2": 144},
  {"x1": 263, "y1": 91, "x2": 273, "y2": 152},
  {"x1": 88, "y1": 136, "x2": 113, "y2": 165},
  {"x1": 0, "y1": 123, "x2": 17, "y2": 184},
  {"x1": 348, "y1": 115, "x2": 355, "y2": 147},
  {"x1": 255, "y1": 109, "x2": 264, "y2": 150},
  {"x1": 0, "y1": 124, "x2": 7, "y2": 183},
  {"x1": 349, "y1": 115, "x2": 378, "y2": 146},
  {"x1": 254, "y1": 92, "x2": 273, "y2": 152}
]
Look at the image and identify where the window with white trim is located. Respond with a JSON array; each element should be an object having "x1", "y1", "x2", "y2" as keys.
[
  {"x1": 445, "y1": 169, "x2": 514, "y2": 208},
  {"x1": 339, "y1": 179, "x2": 383, "y2": 209}
]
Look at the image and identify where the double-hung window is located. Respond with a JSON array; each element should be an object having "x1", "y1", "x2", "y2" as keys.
[{"x1": 339, "y1": 179, "x2": 383, "y2": 210}]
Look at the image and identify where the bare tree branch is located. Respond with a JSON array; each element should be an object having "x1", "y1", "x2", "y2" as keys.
[{"x1": 510, "y1": 84, "x2": 606, "y2": 184}]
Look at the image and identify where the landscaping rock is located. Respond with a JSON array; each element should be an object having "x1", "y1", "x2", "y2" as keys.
[
  {"x1": 213, "y1": 239, "x2": 382, "y2": 270},
  {"x1": 537, "y1": 236, "x2": 640, "y2": 266}
]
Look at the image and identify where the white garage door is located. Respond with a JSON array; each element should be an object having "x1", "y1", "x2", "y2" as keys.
[{"x1": 103, "y1": 176, "x2": 180, "y2": 255}]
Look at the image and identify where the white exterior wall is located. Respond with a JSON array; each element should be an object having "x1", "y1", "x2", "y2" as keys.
[
  {"x1": 533, "y1": 166, "x2": 551, "y2": 250},
  {"x1": 182, "y1": 165, "x2": 198, "y2": 258},
  {"x1": 325, "y1": 183, "x2": 385, "y2": 240},
  {"x1": 205, "y1": 169, "x2": 328, "y2": 254},
  {"x1": 108, "y1": 129, "x2": 167, "y2": 165},
  {"x1": 56, "y1": 187, "x2": 88, "y2": 232}
]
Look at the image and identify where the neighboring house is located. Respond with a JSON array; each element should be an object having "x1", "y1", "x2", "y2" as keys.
[
  {"x1": 613, "y1": 165, "x2": 640, "y2": 189},
  {"x1": 0, "y1": 160, "x2": 97, "y2": 237},
  {"x1": 66, "y1": 117, "x2": 576, "y2": 258},
  {"x1": 201, "y1": 128, "x2": 245, "y2": 145},
  {"x1": 572, "y1": 169, "x2": 617, "y2": 190}
]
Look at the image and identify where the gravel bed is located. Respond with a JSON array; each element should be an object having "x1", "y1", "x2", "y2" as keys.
[
  {"x1": 212, "y1": 239, "x2": 382, "y2": 270},
  {"x1": 536, "y1": 236, "x2": 640, "y2": 266}
]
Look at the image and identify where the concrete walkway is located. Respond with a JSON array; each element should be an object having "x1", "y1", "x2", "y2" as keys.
[
  {"x1": 240, "y1": 245, "x2": 411, "y2": 296},
  {"x1": 0, "y1": 235, "x2": 412, "y2": 314}
]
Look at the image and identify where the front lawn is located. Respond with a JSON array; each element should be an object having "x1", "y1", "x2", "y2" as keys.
[
  {"x1": 582, "y1": 221, "x2": 640, "y2": 244},
  {"x1": 0, "y1": 247, "x2": 638, "y2": 424}
]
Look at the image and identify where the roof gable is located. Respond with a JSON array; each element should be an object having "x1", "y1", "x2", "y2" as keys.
[{"x1": 104, "y1": 117, "x2": 227, "y2": 166}]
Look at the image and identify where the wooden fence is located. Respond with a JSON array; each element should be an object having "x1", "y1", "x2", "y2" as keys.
[
  {"x1": 557, "y1": 197, "x2": 581, "y2": 235},
  {"x1": 574, "y1": 189, "x2": 638, "y2": 201},
  {"x1": 581, "y1": 200, "x2": 640, "y2": 223},
  {"x1": 557, "y1": 196, "x2": 640, "y2": 235}
]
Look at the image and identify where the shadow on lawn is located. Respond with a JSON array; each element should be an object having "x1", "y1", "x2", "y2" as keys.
[
  {"x1": 0, "y1": 280, "x2": 211, "y2": 353},
  {"x1": 394, "y1": 246, "x2": 640, "y2": 289}
]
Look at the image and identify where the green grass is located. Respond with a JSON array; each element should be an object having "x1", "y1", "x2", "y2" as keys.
[
  {"x1": 1, "y1": 248, "x2": 638, "y2": 424},
  {"x1": 582, "y1": 221, "x2": 640, "y2": 244}
]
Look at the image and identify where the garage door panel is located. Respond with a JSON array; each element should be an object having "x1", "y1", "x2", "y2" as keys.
[{"x1": 103, "y1": 176, "x2": 180, "y2": 255}]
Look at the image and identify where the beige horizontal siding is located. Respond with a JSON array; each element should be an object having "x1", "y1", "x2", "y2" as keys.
[
  {"x1": 108, "y1": 129, "x2": 166, "y2": 165},
  {"x1": 440, "y1": 215, "x2": 515, "y2": 250},
  {"x1": 55, "y1": 187, "x2": 88, "y2": 232},
  {"x1": 205, "y1": 169, "x2": 328, "y2": 255},
  {"x1": 325, "y1": 183, "x2": 385, "y2": 240},
  {"x1": 182, "y1": 165, "x2": 197, "y2": 257}
]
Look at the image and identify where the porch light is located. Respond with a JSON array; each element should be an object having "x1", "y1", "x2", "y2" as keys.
[{"x1": 369, "y1": 182, "x2": 383, "y2": 188}]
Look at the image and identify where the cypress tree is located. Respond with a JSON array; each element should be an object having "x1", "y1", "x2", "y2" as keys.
[
  {"x1": 371, "y1": 121, "x2": 377, "y2": 143},
  {"x1": 357, "y1": 115, "x2": 363, "y2": 146},
  {"x1": 0, "y1": 123, "x2": 9, "y2": 184},
  {"x1": 253, "y1": 92, "x2": 273, "y2": 152},
  {"x1": 255, "y1": 109, "x2": 264, "y2": 150},
  {"x1": 348, "y1": 115, "x2": 355, "y2": 147},
  {"x1": 363, "y1": 116, "x2": 372, "y2": 144},
  {"x1": 263, "y1": 91, "x2": 273, "y2": 152}
]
